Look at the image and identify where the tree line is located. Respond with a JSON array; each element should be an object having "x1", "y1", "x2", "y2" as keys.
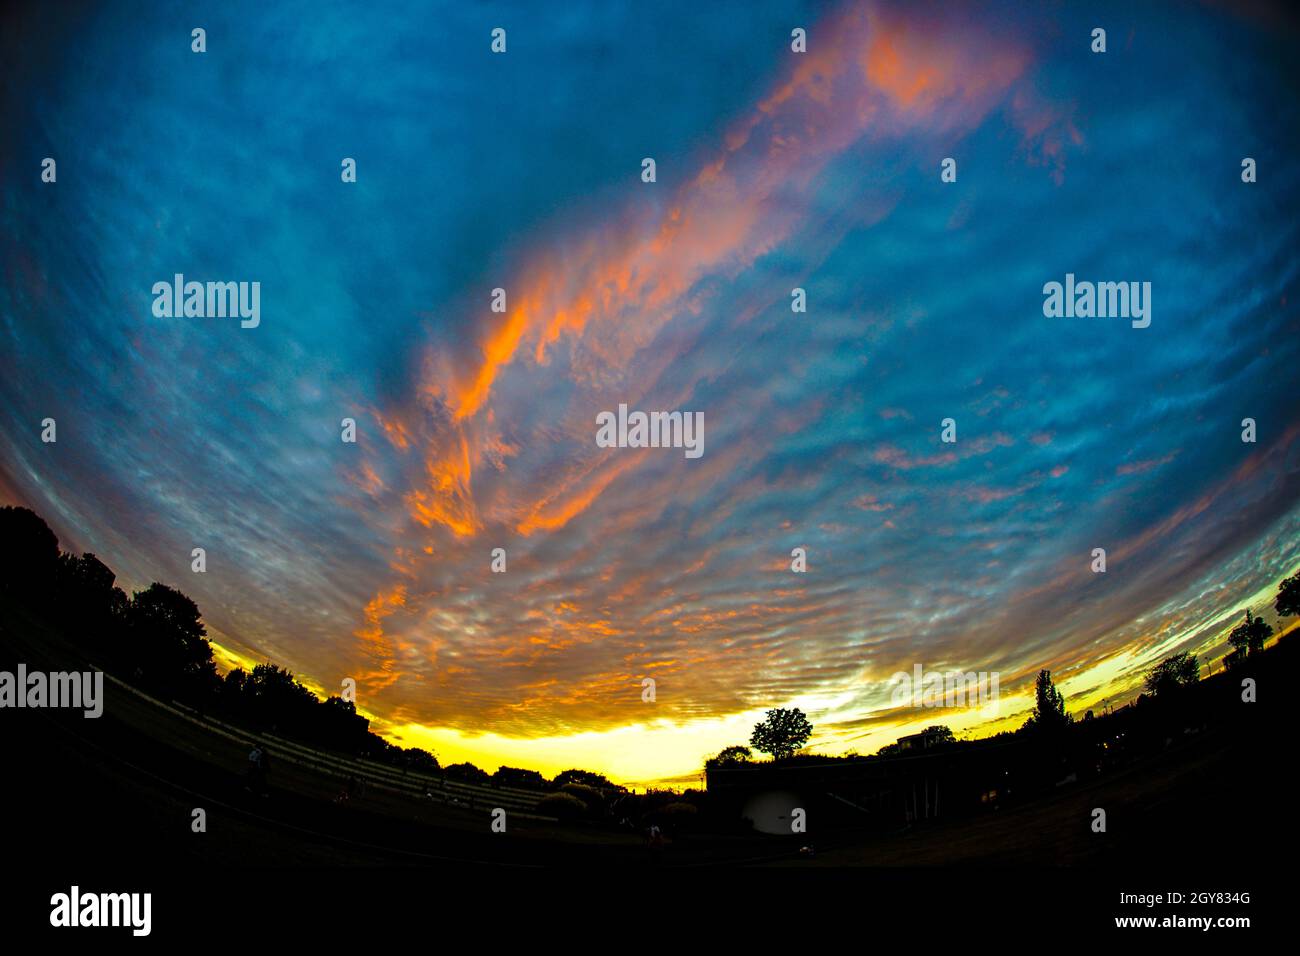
[
  {"x1": 707, "y1": 571, "x2": 1297, "y2": 768},
  {"x1": 0, "y1": 504, "x2": 615, "y2": 790}
]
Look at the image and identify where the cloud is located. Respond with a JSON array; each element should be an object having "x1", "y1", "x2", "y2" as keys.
[{"x1": 1, "y1": 0, "x2": 1297, "y2": 783}]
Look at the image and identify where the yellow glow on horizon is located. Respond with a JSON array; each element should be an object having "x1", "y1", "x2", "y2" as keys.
[
  {"x1": 374, "y1": 686, "x2": 1043, "y2": 789},
  {"x1": 209, "y1": 637, "x2": 260, "y2": 677},
  {"x1": 203, "y1": 576, "x2": 1297, "y2": 789},
  {"x1": 207, "y1": 634, "x2": 331, "y2": 701},
  {"x1": 374, "y1": 710, "x2": 772, "y2": 789}
]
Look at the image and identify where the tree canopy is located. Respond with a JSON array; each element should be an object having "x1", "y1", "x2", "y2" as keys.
[
  {"x1": 0, "y1": 504, "x2": 440, "y2": 774},
  {"x1": 552, "y1": 768, "x2": 613, "y2": 789},
  {"x1": 1144, "y1": 651, "x2": 1200, "y2": 696},
  {"x1": 709, "y1": 745, "x2": 753, "y2": 767},
  {"x1": 1276, "y1": 572, "x2": 1300, "y2": 620},
  {"x1": 749, "y1": 707, "x2": 813, "y2": 760},
  {"x1": 1022, "y1": 669, "x2": 1070, "y2": 734},
  {"x1": 1228, "y1": 610, "x2": 1272, "y2": 656},
  {"x1": 0, "y1": 505, "x2": 59, "y2": 594}
]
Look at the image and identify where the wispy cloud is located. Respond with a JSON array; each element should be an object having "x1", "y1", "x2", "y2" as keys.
[{"x1": 1, "y1": 0, "x2": 1297, "y2": 784}]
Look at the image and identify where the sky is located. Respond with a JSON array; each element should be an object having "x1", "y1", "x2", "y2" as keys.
[{"x1": 2, "y1": 0, "x2": 1298, "y2": 788}]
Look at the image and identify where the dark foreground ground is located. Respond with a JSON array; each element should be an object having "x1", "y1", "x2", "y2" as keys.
[{"x1": 2, "y1": 600, "x2": 1293, "y2": 936}]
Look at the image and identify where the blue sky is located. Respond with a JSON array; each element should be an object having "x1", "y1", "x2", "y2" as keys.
[{"x1": 2, "y1": 0, "x2": 1298, "y2": 785}]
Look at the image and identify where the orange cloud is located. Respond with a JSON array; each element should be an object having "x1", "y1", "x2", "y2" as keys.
[
  {"x1": 406, "y1": 428, "x2": 480, "y2": 537},
  {"x1": 515, "y1": 450, "x2": 645, "y2": 536},
  {"x1": 353, "y1": 584, "x2": 407, "y2": 691},
  {"x1": 349, "y1": 0, "x2": 1070, "y2": 717},
  {"x1": 426, "y1": 1, "x2": 1038, "y2": 436}
]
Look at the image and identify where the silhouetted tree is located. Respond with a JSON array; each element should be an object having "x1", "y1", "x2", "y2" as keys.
[
  {"x1": 0, "y1": 505, "x2": 59, "y2": 596},
  {"x1": 1143, "y1": 651, "x2": 1200, "y2": 696},
  {"x1": 129, "y1": 583, "x2": 206, "y2": 641},
  {"x1": 1276, "y1": 572, "x2": 1300, "y2": 620},
  {"x1": 494, "y1": 766, "x2": 546, "y2": 790},
  {"x1": 321, "y1": 694, "x2": 360, "y2": 718},
  {"x1": 1228, "y1": 610, "x2": 1272, "y2": 657},
  {"x1": 708, "y1": 745, "x2": 753, "y2": 767},
  {"x1": 245, "y1": 662, "x2": 317, "y2": 706},
  {"x1": 749, "y1": 707, "x2": 813, "y2": 760},
  {"x1": 444, "y1": 762, "x2": 491, "y2": 784},
  {"x1": 125, "y1": 583, "x2": 219, "y2": 699},
  {"x1": 922, "y1": 724, "x2": 957, "y2": 745},
  {"x1": 56, "y1": 552, "x2": 118, "y2": 602},
  {"x1": 552, "y1": 768, "x2": 612, "y2": 789},
  {"x1": 53, "y1": 552, "x2": 129, "y2": 658},
  {"x1": 403, "y1": 748, "x2": 440, "y2": 774},
  {"x1": 2, "y1": 504, "x2": 452, "y2": 775},
  {"x1": 1022, "y1": 669, "x2": 1070, "y2": 733},
  {"x1": 317, "y1": 695, "x2": 373, "y2": 752}
]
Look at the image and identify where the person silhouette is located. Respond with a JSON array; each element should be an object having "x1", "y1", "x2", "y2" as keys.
[{"x1": 245, "y1": 744, "x2": 263, "y2": 793}]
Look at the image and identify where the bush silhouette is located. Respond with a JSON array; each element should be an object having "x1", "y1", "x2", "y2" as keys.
[
  {"x1": 537, "y1": 791, "x2": 588, "y2": 822},
  {"x1": 560, "y1": 782, "x2": 605, "y2": 816}
]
